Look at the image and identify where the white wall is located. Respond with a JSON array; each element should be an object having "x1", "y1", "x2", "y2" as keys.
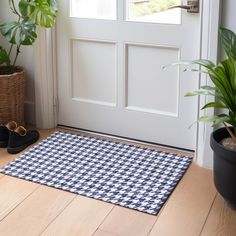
[
  {"x1": 221, "y1": 0, "x2": 236, "y2": 32},
  {"x1": 0, "y1": 1, "x2": 35, "y2": 124}
]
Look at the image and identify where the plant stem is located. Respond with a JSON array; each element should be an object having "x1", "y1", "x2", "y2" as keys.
[
  {"x1": 10, "y1": 0, "x2": 22, "y2": 68},
  {"x1": 223, "y1": 122, "x2": 236, "y2": 144},
  {"x1": 13, "y1": 45, "x2": 21, "y2": 67},
  {"x1": 8, "y1": 44, "x2": 13, "y2": 57},
  {"x1": 10, "y1": 0, "x2": 21, "y2": 17}
]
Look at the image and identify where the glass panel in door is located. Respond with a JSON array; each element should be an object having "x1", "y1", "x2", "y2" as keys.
[
  {"x1": 127, "y1": 0, "x2": 181, "y2": 24},
  {"x1": 70, "y1": 0, "x2": 117, "y2": 19}
]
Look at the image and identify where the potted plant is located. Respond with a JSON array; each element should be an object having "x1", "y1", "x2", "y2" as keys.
[
  {"x1": 0, "y1": 0, "x2": 57, "y2": 125},
  {"x1": 171, "y1": 27, "x2": 236, "y2": 209}
]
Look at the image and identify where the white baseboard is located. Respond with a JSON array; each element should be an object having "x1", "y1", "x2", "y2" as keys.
[{"x1": 24, "y1": 101, "x2": 36, "y2": 125}]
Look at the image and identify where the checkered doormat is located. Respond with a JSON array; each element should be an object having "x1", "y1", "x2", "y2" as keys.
[{"x1": 0, "y1": 131, "x2": 192, "y2": 215}]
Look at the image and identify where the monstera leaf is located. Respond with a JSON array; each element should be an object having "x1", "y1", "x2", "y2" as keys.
[
  {"x1": 47, "y1": 0, "x2": 58, "y2": 11},
  {"x1": 19, "y1": 0, "x2": 57, "y2": 28},
  {"x1": 0, "y1": 0, "x2": 57, "y2": 67},
  {"x1": 0, "y1": 47, "x2": 10, "y2": 65},
  {"x1": 0, "y1": 19, "x2": 37, "y2": 45}
]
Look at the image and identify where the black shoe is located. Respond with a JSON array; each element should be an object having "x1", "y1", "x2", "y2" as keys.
[
  {"x1": 0, "y1": 121, "x2": 17, "y2": 148},
  {"x1": 7, "y1": 126, "x2": 39, "y2": 154}
]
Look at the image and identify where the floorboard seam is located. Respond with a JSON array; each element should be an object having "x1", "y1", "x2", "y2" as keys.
[
  {"x1": 0, "y1": 182, "x2": 41, "y2": 223},
  {"x1": 146, "y1": 165, "x2": 194, "y2": 236},
  {"x1": 146, "y1": 201, "x2": 169, "y2": 236},
  {"x1": 38, "y1": 194, "x2": 78, "y2": 236},
  {"x1": 92, "y1": 229, "x2": 118, "y2": 236},
  {"x1": 198, "y1": 192, "x2": 218, "y2": 236},
  {"x1": 94, "y1": 205, "x2": 116, "y2": 235}
]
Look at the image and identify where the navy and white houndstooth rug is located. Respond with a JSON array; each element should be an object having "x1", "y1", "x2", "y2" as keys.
[{"x1": 0, "y1": 131, "x2": 192, "y2": 215}]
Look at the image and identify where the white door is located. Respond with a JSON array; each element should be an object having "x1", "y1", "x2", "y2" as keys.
[{"x1": 57, "y1": 0, "x2": 201, "y2": 150}]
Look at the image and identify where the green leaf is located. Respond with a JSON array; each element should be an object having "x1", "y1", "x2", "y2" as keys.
[
  {"x1": 191, "y1": 59, "x2": 216, "y2": 68},
  {"x1": 20, "y1": 20, "x2": 37, "y2": 45},
  {"x1": 0, "y1": 21, "x2": 18, "y2": 44},
  {"x1": 18, "y1": 0, "x2": 30, "y2": 17},
  {"x1": 201, "y1": 102, "x2": 226, "y2": 110},
  {"x1": 200, "y1": 85, "x2": 217, "y2": 91},
  {"x1": 212, "y1": 115, "x2": 231, "y2": 127},
  {"x1": 164, "y1": 59, "x2": 215, "y2": 70},
  {"x1": 220, "y1": 58, "x2": 236, "y2": 91},
  {"x1": 197, "y1": 114, "x2": 230, "y2": 127},
  {"x1": 47, "y1": 0, "x2": 58, "y2": 11},
  {"x1": 0, "y1": 19, "x2": 37, "y2": 45},
  {"x1": 182, "y1": 68, "x2": 208, "y2": 74},
  {"x1": 229, "y1": 111, "x2": 236, "y2": 126},
  {"x1": 214, "y1": 65, "x2": 233, "y2": 94},
  {"x1": 208, "y1": 68, "x2": 235, "y2": 110},
  {"x1": 220, "y1": 27, "x2": 236, "y2": 60},
  {"x1": 19, "y1": 0, "x2": 57, "y2": 28},
  {"x1": 197, "y1": 115, "x2": 215, "y2": 123},
  {"x1": 185, "y1": 87, "x2": 218, "y2": 97},
  {"x1": 0, "y1": 47, "x2": 10, "y2": 65}
]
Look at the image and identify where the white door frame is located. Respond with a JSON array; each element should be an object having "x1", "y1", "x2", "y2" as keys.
[
  {"x1": 196, "y1": 0, "x2": 222, "y2": 168},
  {"x1": 34, "y1": 0, "x2": 221, "y2": 168}
]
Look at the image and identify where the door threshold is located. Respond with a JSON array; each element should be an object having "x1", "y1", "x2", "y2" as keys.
[{"x1": 57, "y1": 124, "x2": 195, "y2": 155}]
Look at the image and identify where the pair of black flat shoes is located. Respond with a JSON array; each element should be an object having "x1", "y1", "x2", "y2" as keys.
[{"x1": 0, "y1": 121, "x2": 39, "y2": 154}]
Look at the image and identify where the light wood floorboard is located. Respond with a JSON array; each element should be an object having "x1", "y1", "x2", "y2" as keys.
[
  {"x1": 0, "y1": 147, "x2": 16, "y2": 168},
  {"x1": 0, "y1": 176, "x2": 38, "y2": 221},
  {"x1": 93, "y1": 229, "x2": 117, "y2": 236},
  {"x1": 0, "y1": 186, "x2": 75, "y2": 236},
  {"x1": 0, "y1": 128, "x2": 235, "y2": 236},
  {"x1": 100, "y1": 206, "x2": 156, "y2": 236},
  {"x1": 200, "y1": 194, "x2": 236, "y2": 236},
  {"x1": 41, "y1": 196, "x2": 113, "y2": 236},
  {"x1": 148, "y1": 164, "x2": 217, "y2": 236},
  {"x1": 0, "y1": 148, "x2": 5, "y2": 156}
]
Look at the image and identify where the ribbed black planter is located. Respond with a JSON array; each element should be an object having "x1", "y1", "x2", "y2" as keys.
[{"x1": 210, "y1": 127, "x2": 236, "y2": 209}]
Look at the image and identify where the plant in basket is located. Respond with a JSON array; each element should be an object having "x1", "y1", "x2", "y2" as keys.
[
  {"x1": 0, "y1": 0, "x2": 58, "y2": 125},
  {"x1": 169, "y1": 27, "x2": 236, "y2": 209}
]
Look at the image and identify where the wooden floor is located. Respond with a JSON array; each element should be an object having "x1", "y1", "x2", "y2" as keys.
[{"x1": 0, "y1": 129, "x2": 236, "y2": 236}]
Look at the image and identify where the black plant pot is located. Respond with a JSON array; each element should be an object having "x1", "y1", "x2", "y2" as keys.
[{"x1": 210, "y1": 127, "x2": 236, "y2": 209}]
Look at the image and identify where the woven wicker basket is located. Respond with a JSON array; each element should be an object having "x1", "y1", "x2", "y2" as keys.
[{"x1": 0, "y1": 67, "x2": 25, "y2": 125}]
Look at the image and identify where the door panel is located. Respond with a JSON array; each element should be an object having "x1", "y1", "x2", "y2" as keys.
[
  {"x1": 57, "y1": 0, "x2": 200, "y2": 150},
  {"x1": 71, "y1": 39, "x2": 117, "y2": 106},
  {"x1": 126, "y1": 44, "x2": 179, "y2": 116}
]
